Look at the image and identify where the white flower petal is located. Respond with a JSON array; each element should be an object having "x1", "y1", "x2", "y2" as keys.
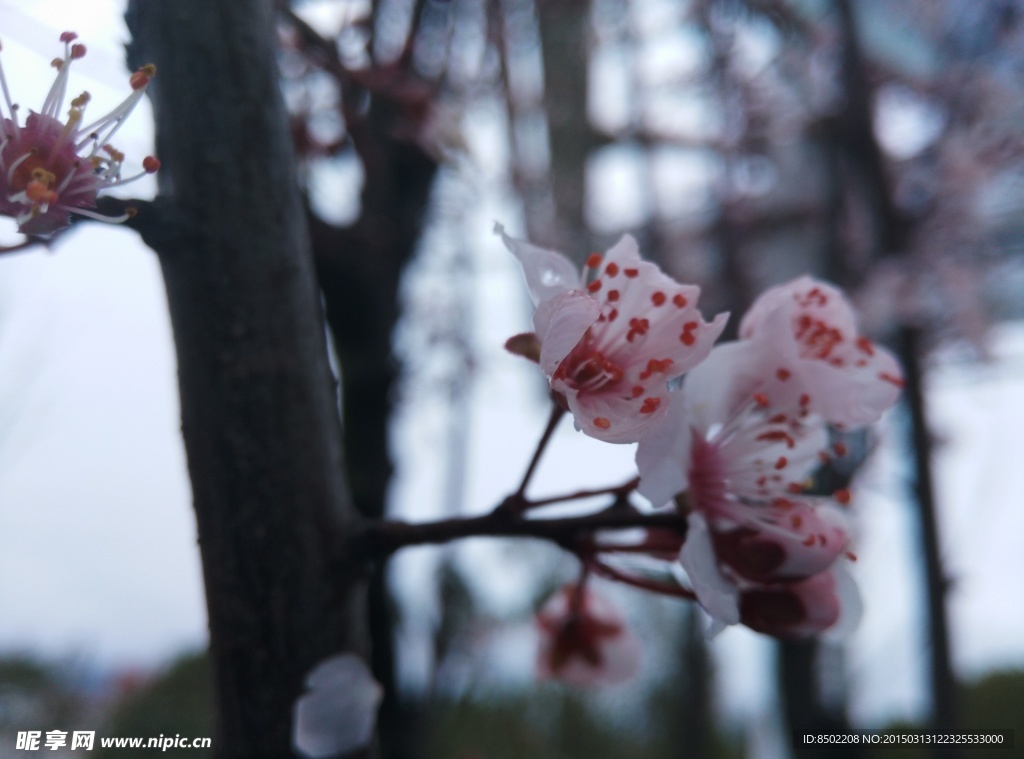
[
  {"x1": 738, "y1": 275, "x2": 903, "y2": 427},
  {"x1": 535, "y1": 291, "x2": 602, "y2": 377},
  {"x1": 495, "y1": 223, "x2": 580, "y2": 306},
  {"x1": 679, "y1": 512, "x2": 740, "y2": 625},
  {"x1": 293, "y1": 653, "x2": 383, "y2": 759},
  {"x1": 822, "y1": 563, "x2": 863, "y2": 641},
  {"x1": 635, "y1": 398, "x2": 692, "y2": 505}
]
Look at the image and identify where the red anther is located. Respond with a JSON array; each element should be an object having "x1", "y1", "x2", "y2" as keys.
[
  {"x1": 623, "y1": 268, "x2": 639, "y2": 278},
  {"x1": 605, "y1": 262, "x2": 619, "y2": 277},
  {"x1": 845, "y1": 551, "x2": 858, "y2": 562},
  {"x1": 818, "y1": 534, "x2": 827, "y2": 546},
  {"x1": 856, "y1": 336, "x2": 875, "y2": 356},
  {"x1": 776, "y1": 368, "x2": 791, "y2": 381},
  {"x1": 643, "y1": 358, "x2": 673, "y2": 376},
  {"x1": 772, "y1": 498, "x2": 794, "y2": 509},
  {"x1": 799, "y1": 393, "x2": 810, "y2": 407},
  {"x1": 129, "y1": 67, "x2": 155, "y2": 90},
  {"x1": 607, "y1": 308, "x2": 618, "y2": 322},
  {"x1": 587, "y1": 279, "x2": 602, "y2": 293},
  {"x1": 142, "y1": 156, "x2": 161, "y2": 173},
  {"x1": 753, "y1": 393, "x2": 769, "y2": 407},
  {"x1": 627, "y1": 318, "x2": 649, "y2": 341},
  {"x1": 70, "y1": 44, "x2": 87, "y2": 59},
  {"x1": 639, "y1": 397, "x2": 661, "y2": 414},
  {"x1": 787, "y1": 483, "x2": 803, "y2": 494},
  {"x1": 593, "y1": 417, "x2": 611, "y2": 429},
  {"x1": 833, "y1": 442, "x2": 848, "y2": 457},
  {"x1": 631, "y1": 386, "x2": 644, "y2": 398},
  {"x1": 60, "y1": 31, "x2": 79, "y2": 43},
  {"x1": 651, "y1": 291, "x2": 666, "y2": 306},
  {"x1": 607, "y1": 289, "x2": 620, "y2": 302},
  {"x1": 774, "y1": 456, "x2": 788, "y2": 470},
  {"x1": 768, "y1": 414, "x2": 788, "y2": 424},
  {"x1": 679, "y1": 320, "x2": 699, "y2": 346},
  {"x1": 672, "y1": 293, "x2": 688, "y2": 308},
  {"x1": 833, "y1": 489, "x2": 851, "y2": 505},
  {"x1": 756, "y1": 430, "x2": 795, "y2": 448},
  {"x1": 802, "y1": 534, "x2": 816, "y2": 546},
  {"x1": 879, "y1": 372, "x2": 905, "y2": 388},
  {"x1": 586, "y1": 253, "x2": 603, "y2": 268}
]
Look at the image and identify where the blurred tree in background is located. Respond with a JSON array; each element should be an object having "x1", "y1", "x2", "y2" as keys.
[
  {"x1": 3, "y1": 0, "x2": 1024, "y2": 757},
  {"x1": 269, "y1": 0, "x2": 1024, "y2": 756}
]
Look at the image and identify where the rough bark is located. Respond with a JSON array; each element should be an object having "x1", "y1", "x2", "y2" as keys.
[{"x1": 124, "y1": 2, "x2": 367, "y2": 755}]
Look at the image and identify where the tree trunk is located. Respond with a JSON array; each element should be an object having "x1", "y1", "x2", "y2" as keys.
[
  {"x1": 124, "y1": 2, "x2": 367, "y2": 755},
  {"x1": 899, "y1": 326, "x2": 960, "y2": 751}
]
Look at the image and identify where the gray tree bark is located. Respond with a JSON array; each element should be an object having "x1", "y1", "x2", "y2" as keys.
[{"x1": 123, "y1": 2, "x2": 368, "y2": 755}]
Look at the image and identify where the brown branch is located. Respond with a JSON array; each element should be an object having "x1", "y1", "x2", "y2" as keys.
[
  {"x1": 357, "y1": 506, "x2": 687, "y2": 559},
  {"x1": 3, "y1": 198, "x2": 175, "y2": 258},
  {"x1": 588, "y1": 557, "x2": 697, "y2": 600},
  {"x1": 512, "y1": 403, "x2": 565, "y2": 499},
  {"x1": 526, "y1": 477, "x2": 642, "y2": 508}
]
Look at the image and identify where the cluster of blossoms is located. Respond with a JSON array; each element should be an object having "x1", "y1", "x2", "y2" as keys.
[
  {"x1": 497, "y1": 227, "x2": 904, "y2": 684},
  {"x1": 0, "y1": 32, "x2": 158, "y2": 239}
]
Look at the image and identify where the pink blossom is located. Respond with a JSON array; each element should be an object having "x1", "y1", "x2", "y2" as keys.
[
  {"x1": 675, "y1": 506, "x2": 851, "y2": 635},
  {"x1": 738, "y1": 564, "x2": 861, "y2": 639},
  {"x1": 636, "y1": 342, "x2": 856, "y2": 637},
  {"x1": 737, "y1": 276, "x2": 904, "y2": 428},
  {"x1": 0, "y1": 33, "x2": 158, "y2": 238},
  {"x1": 636, "y1": 343, "x2": 831, "y2": 508},
  {"x1": 536, "y1": 584, "x2": 641, "y2": 687},
  {"x1": 497, "y1": 225, "x2": 728, "y2": 443}
]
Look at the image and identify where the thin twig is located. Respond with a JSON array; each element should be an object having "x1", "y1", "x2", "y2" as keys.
[
  {"x1": 527, "y1": 476, "x2": 640, "y2": 508},
  {"x1": 588, "y1": 557, "x2": 696, "y2": 601},
  {"x1": 510, "y1": 402, "x2": 565, "y2": 501},
  {"x1": 357, "y1": 505, "x2": 686, "y2": 559}
]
